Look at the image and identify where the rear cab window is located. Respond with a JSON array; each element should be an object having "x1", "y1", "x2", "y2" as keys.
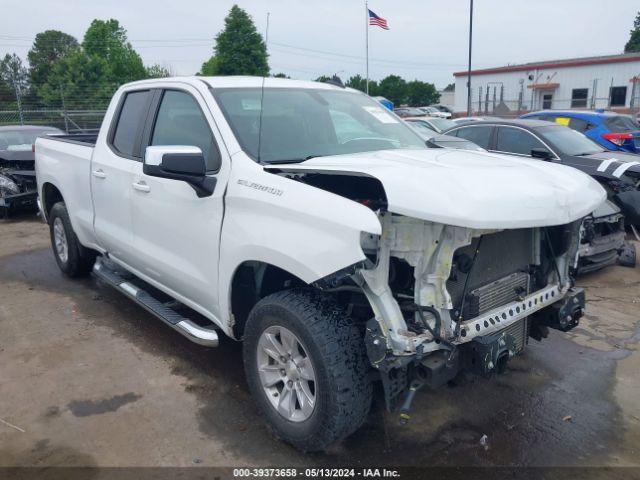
[{"x1": 110, "y1": 90, "x2": 153, "y2": 159}]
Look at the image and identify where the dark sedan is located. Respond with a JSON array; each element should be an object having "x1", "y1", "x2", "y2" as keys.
[
  {"x1": 444, "y1": 119, "x2": 640, "y2": 226},
  {"x1": 444, "y1": 118, "x2": 638, "y2": 272},
  {"x1": 0, "y1": 125, "x2": 63, "y2": 217}
]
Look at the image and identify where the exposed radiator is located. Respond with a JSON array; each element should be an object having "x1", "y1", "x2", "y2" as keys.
[
  {"x1": 467, "y1": 271, "x2": 530, "y2": 318},
  {"x1": 447, "y1": 229, "x2": 536, "y2": 318}
]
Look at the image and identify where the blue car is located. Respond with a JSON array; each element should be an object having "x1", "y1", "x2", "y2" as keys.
[{"x1": 521, "y1": 110, "x2": 640, "y2": 153}]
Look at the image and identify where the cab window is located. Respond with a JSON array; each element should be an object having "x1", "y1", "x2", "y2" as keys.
[
  {"x1": 495, "y1": 127, "x2": 545, "y2": 156},
  {"x1": 111, "y1": 90, "x2": 152, "y2": 158},
  {"x1": 151, "y1": 90, "x2": 221, "y2": 172}
]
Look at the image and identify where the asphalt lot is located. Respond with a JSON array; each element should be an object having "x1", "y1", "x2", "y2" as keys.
[{"x1": 1, "y1": 215, "x2": 639, "y2": 469}]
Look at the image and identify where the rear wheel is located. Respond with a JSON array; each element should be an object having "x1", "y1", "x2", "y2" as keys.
[
  {"x1": 49, "y1": 202, "x2": 96, "y2": 277},
  {"x1": 243, "y1": 289, "x2": 372, "y2": 452}
]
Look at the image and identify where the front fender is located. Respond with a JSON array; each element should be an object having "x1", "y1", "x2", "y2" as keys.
[{"x1": 217, "y1": 154, "x2": 382, "y2": 328}]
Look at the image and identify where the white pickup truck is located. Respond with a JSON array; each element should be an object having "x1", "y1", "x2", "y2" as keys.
[{"x1": 36, "y1": 76, "x2": 605, "y2": 451}]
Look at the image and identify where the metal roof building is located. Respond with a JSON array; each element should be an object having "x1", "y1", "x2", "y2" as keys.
[{"x1": 453, "y1": 52, "x2": 640, "y2": 116}]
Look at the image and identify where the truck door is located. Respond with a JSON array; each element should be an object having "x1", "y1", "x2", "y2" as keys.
[
  {"x1": 92, "y1": 89, "x2": 154, "y2": 265},
  {"x1": 130, "y1": 86, "x2": 229, "y2": 320}
]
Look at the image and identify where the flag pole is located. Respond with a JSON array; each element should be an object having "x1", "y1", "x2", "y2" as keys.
[{"x1": 365, "y1": 0, "x2": 369, "y2": 94}]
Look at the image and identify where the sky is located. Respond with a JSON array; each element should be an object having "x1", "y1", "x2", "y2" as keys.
[{"x1": 1, "y1": 0, "x2": 638, "y2": 89}]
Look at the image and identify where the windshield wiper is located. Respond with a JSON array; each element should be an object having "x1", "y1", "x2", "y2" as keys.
[{"x1": 265, "y1": 155, "x2": 321, "y2": 165}]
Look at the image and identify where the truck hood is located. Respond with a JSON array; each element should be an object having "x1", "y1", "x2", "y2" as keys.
[{"x1": 268, "y1": 149, "x2": 606, "y2": 229}]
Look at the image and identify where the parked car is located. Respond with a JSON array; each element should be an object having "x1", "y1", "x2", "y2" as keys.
[
  {"x1": 36, "y1": 77, "x2": 604, "y2": 451},
  {"x1": 417, "y1": 106, "x2": 451, "y2": 118},
  {"x1": 404, "y1": 116, "x2": 457, "y2": 133},
  {"x1": 444, "y1": 118, "x2": 638, "y2": 272},
  {"x1": 429, "y1": 104, "x2": 454, "y2": 115},
  {"x1": 0, "y1": 125, "x2": 63, "y2": 217},
  {"x1": 405, "y1": 121, "x2": 485, "y2": 151},
  {"x1": 393, "y1": 107, "x2": 426, "y2": 117},
  {"x1": 521, "y1": 110, "x2": 640, "y2": 154},
  {"x1": 452, "y1": 116, "x2": 502, "y2": 125}
]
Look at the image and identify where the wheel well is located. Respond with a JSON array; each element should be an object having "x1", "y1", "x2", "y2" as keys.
[
  {"x1": 42, "y1": 183, "x2": 64, "y2": 220},
  {"x1": 230, "y1": 261, "x2": 307, "y2": 339}
]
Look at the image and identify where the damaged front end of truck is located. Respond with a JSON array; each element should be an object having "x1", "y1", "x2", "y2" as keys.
[
  {"x1": 353, "y1": 213, "x2": 585, "y2": 412},
  {"x1": 270, "y1": 148, "x2": 607, "y2": 415}
]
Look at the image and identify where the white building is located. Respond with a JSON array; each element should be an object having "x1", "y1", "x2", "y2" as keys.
[{"x1": 453, "y1": 52, "x2": 640, "y2": 116}]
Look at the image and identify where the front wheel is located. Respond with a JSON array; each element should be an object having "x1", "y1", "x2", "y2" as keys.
[
  {"x1": 48, "y1": 202, "x2": 96, "y2": 278},
  {"x1": 243, "y1": 289, "x2": 372, "y2": 452}
]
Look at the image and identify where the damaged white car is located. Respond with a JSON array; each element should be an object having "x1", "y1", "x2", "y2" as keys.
[{"x1": 36, "y1": 77, "x2": 605, "y2": 452}]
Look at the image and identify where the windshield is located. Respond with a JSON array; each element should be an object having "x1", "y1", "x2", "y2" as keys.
[
  {"x1": 604, "y1": 115, "x2": 639, "y2": 133},
  {"x1": 537, "y1": 125, "x2": 604, "y2": 155},
  {"x1": 0, "y1": 129, "x2": 58, "y2": 151},
  {"x1": 213, "y1": 88, "x2": 426, "y2": 163}
]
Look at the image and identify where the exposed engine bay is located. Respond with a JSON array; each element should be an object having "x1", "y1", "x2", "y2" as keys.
[{"x1": 353, "y1": 213, "x2": 585, "y2": 409}]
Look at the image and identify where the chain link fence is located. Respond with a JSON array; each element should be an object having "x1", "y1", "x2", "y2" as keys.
[
  {"x1": 468, "y1": 80, "x2": 640, "y2": 119},
  {"x1": 0, "y1": 108, "x2": 106, "y2": 132}
]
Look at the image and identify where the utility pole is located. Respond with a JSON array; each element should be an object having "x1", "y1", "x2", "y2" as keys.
[
  {"x1": 466, "y1": 0, "x2": 474, "y2": 116},
  {"x1": 265, "y1": 12, "x2": 270, "y2": 45}
]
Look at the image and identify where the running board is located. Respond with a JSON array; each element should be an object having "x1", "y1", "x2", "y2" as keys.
[{"x1": 92, "y1": 258, "x2": 219, "y2": 347}]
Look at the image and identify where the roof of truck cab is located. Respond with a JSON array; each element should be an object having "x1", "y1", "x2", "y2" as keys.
[{"x1": 123, "y1": 76, "x2": 355, "y2": 92}]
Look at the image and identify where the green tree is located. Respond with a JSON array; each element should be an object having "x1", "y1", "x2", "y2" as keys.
[
  {"x1": 314, "y1": 75, "x2": 332, "y2": 82},
  {"x1": 345, "y1": 75, "x2": 379, "y2": 95},
  {"x1": 405, "y1": 80, "x2": 439, "y2": 107},
  {"x1": 346, "y1": 74, "x2": 366, "y2": 92},
  {"x1": 83, "y1": 19, "x2": 146, "y2": 83},
  {"x1": 272, "y1": 72, "x2": 290, "y2": 78},
  {"x1": 200, "y1": 56, "x2": 219, "y2": 75},
  {"x1": 625, "y1": 11, "x2": 640, "y2": 53},
  {"x1": 202, "y1": 5, "x2": 269, "y2": 76},
  {"x1": 0, "y1": 54, "x2": 29, "y2": 109},
  {"x1": 378, "y1": 75, "x2": 407, "y2": 106},
  {"x1": 27, "y1": 30, "x2": 78, "y2": 93},
  {"x1": 38, "y1": 19, "x2": 148, "y2": 108},
  {"x1": 146, "y1": 64, "x2": 171, "y2": 78},
  {"x1": 38, "y1": 48, "x2": 115, "y2": 108}
]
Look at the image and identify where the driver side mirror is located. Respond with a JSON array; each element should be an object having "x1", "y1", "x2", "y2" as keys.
[
  {"x1": 143, "y1": 146, "x2": 216, "y2": 197},
  {"x1": 530, "y1": 147, "x2": 553, "y2": 160}
]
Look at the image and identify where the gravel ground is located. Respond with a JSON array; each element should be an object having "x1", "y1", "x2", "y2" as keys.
[{"x1": 1, "y1": 215, "x2": 639, "y2": 473}]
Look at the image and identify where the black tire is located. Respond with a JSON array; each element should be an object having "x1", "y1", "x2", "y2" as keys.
[
  {"x1": 243, "y1": 289, "x2": 372, "y2": 452},
  {"x1": 49, "y1": 202, "x2": 96, "y2": 278}
]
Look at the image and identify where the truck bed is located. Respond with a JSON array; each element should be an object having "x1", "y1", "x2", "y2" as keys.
[{"x1": 48, "y1": 133, "x2": 98, "y2": 146}]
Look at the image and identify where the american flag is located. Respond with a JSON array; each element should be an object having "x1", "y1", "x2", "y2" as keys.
[{"x1": 368, "y1": 9, "x2": 389, "y2": 30}]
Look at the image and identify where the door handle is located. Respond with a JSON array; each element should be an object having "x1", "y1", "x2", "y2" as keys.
[
  {"x1": 92, "y1": 169, "x2": 107, "y2": 179},
  {"x1": 132, "y1": 181, "x2": 151, "y2": 193}
]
